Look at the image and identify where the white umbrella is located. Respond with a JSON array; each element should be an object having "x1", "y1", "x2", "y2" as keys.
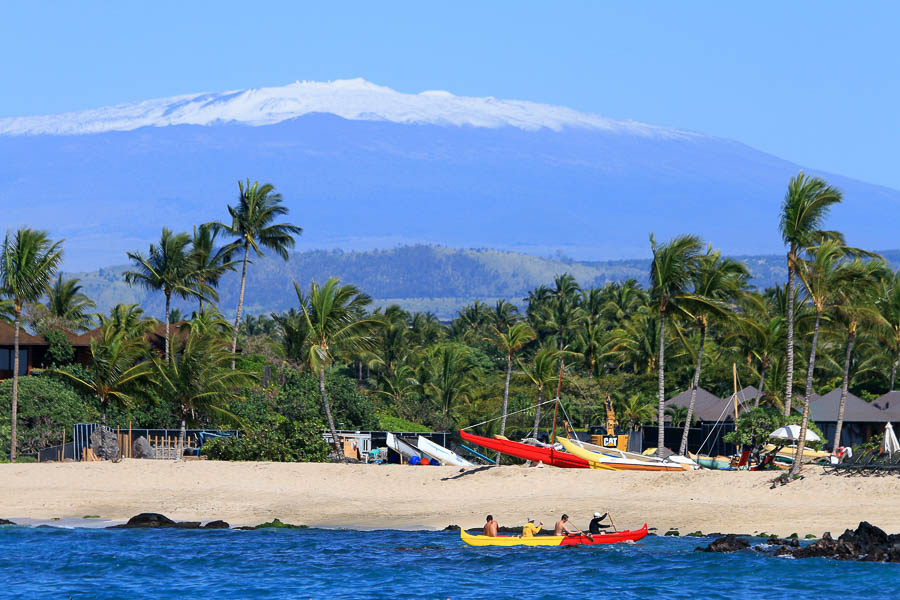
[
  {"x1": 770, "y1": 424, "x2": 821, "y2": 443},
  {"x1": 883, "y1": 423, "x2": 900, "y2": 455}
]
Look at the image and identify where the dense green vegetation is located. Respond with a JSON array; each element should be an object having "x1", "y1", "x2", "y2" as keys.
[{"x1": 3, "y1": 173, "x2": 900, "y2": 468}]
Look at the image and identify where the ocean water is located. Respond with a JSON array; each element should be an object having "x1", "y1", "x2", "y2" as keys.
[{"x1": 1, "y1": 526, "x2": 897, "y2": 599}]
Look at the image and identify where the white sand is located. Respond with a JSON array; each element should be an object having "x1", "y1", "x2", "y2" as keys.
[{"x1": 1, "y1": 460, "x2": 898, "y2": 536}]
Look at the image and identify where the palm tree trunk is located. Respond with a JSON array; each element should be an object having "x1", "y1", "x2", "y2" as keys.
[
  {"x1": 678, "y1": 325, "x2": 706, "y2": 455},
  {"x1": 892, "y1": 343, "x2": 899, "y2": 391},
  {"x1": 10, "y1": 311, "x2": 20, "y2": 462},
  {"x1": 790, "y1": 309, "x2": 821, "y2": 476},
  {"x1": 320, "y1": 367, "x2": 345, "y2": 462},
  {"x1": 833, "y1": 329, "x2": 856, "y2": 451},
  {"x1": 532, "y1": 390, "x2": 543, "y2": 438},
  {"x1": 100, "y1": 398, "x2": 107, "y2": 427},
  {"x1": 231, "y1": 242, "x2": 251, "y2": 370},
  {"x1": 164, "y1": 291, "x2": 171, "y2": 362},
  {"x1": 657, "y1": 310, "x2": 666, "y2": 456},
  {"x1": 784, "y1": 257, "x2": 796, "y2": 416},
  {"x1": 755, "y1": 363, "x2": 767, "y2": 409},
  {"x1": 177, "y1": 416, "x2": 186, "y2": 462}
]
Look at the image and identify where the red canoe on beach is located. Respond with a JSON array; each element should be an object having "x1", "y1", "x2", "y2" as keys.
[{"x1": 458, "y1": 429, "x2": 590, "y2": 469}]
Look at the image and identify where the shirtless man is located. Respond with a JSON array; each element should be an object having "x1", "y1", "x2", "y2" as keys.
[
  {"x1": 483, "y1": 514, "x2": 499, "y2": 537},
  {"x1": 553, "y1": 514, "x2": 583, "y2": 536}
]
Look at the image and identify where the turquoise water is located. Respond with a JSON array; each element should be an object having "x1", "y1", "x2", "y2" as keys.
[{"x1": 1, "y1": 527, "x2": 898, "y2": 599}]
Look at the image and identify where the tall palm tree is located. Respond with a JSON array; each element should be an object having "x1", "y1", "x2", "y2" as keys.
[
  {"x1": 677, "y1": 248, "x2": 748, "y2": 455},
  {"x1": 149, "y1": 330, "x2": 255, "y2": 460},
  {"x1": 649, "y1": 233, "x2": 703, "y2": 455},
  {"x1": 518, "y1": 346, "x2": 566, "y2": 437},
  {"x1": 297, "y1": 277, "x2": 378, "y2": 461},
  {"x1": 0, "y1": 228, "x2": 64, "y2": 461},
  {"x1": 421, "y1": 343, "x2": 479, "y2": 425},
  {"x1": 778, "y1": 172, "x2": 843, "y2": 416},
  {"x1": 789, "y1": 241, "x2": 850, "y2": 475},
  {"x1": 56, "y1": 328, "x2": 151, "y2": 426},
  {"x1": 724, "y1": 294, "x2": 785, "y2": 407},
  {"x1": 602, "y1": 305, "x2": 660, "y2": 374},
  {"x1": 38, "y1": 274, "x2": 96, "y2": 332},
  {"x1": 491, "y1": 300, "x2": 519, "y2": 329},
  {"x1": 486, "y1": 322, "x2": 536, "y2": 443},
  {"x1": 208, "y1": 180, "x2": 302, "y2": 368},
  {"x1": 124, "y1": 228, "x2": 203, "y2": 361},
  {"x1": 831, "y1": 259, "x2": 888, "y2": 449},
  {"x1": 876, "y1": 269, "x2": 900, "y2": 390},
  {"x1": 190, "y1": 224, "x2": 238, "y2": 311}
]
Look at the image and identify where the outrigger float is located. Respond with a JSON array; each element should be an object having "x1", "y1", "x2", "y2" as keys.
[{"x1": 460, "y1": 524, "x2": 649, "y2": 546}]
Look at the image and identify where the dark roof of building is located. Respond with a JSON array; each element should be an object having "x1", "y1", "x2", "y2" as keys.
[
  {"x1": 0, "y1": 322, "x2": 49, "y2": 346},
  {"x1": 665, "y1": 387, "x2": 740, "y2": 422},
  {"x1": 873, "y1": 391, "x2": 900, "y2": 421},
  {"x1": 810, "y1": 388, "x2": 887, "y2": 423}
]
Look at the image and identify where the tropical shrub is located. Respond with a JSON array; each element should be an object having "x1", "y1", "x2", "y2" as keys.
[
  {"x1": 43, "y1": 328, "x2": 75, "y2": 367},
  {"x1": 724, "y1": 407, "x2": 784, "y2": 449},
  {"x1": 201, "y1": 414, "x2": 328, "y2": 462}
]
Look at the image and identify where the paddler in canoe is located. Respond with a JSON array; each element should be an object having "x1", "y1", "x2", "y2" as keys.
[
  {"x1": 521, "y1": 518, "x2": 543, "y2": 537},
  {"x1": 483, "y1": 514, "x2": 499, "y2": 537},
  {"x1": 554, "y1": 514, "x2": 588, "y2": 537}
]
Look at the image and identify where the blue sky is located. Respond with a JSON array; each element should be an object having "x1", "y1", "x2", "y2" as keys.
[{"x1": 4, "y1": 1, "x2": 899, "y2": 189}]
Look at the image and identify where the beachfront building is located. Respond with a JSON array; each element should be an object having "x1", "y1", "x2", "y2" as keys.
[
  {"x1": 809, "y1": 389, "x2": 888, "y2": 450},
  {"x1": 664, "y1": 386, "x2": 759, "y2": 423}
]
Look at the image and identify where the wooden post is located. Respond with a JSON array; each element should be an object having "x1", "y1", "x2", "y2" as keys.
[{"x1": 128, "y1": 420, "x2": 132, "y2": 459}]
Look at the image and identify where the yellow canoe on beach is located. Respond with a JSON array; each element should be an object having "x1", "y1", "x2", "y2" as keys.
[{"x1": 557, "y1": 437, "x2": 693, "y2": 471}]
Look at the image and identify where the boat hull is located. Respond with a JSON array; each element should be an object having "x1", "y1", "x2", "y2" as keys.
[
  {"x1": 417, "y1": 435, "x2": 474, "y2": 467},
  {"x1": 460, "y1": 524, "x2": 648, "y2": 546},
  {"x1": 558, "y1": 437, "x2": 689, "y2": 472},
  {"x1": 458, "y1": 429, "x2": 590, "y2": 469}
]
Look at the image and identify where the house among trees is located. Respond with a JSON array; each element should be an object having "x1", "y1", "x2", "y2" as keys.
[
  {"x1": 810, "y1": 389, "x2": 889, "y2": 449},
  {"x1": 664, "y1": 386, "x2": 760, "y2": 423}
]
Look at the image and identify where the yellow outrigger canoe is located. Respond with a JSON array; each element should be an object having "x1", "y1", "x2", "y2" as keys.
[
  {"x1": 460, "y1": 525, "x2": 649, "y2": 546},
  {"x1": 557, "y1": 437, "x2": 693, "y2": 471}
]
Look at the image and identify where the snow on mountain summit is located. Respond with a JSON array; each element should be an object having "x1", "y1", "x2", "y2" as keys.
[{"x1": 0, "y1": 78, "x2": 693, "y2": 138}]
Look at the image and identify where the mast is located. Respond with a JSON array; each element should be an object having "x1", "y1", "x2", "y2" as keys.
[
  {"x1": 732, "y1": 363, "x2": 739, "y2": 421},
  {"x1": 550, "y1": 360, "x2": 564, "y2": 442}
]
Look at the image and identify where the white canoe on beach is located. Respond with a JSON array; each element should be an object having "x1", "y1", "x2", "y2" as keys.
[
  {"x1": 417, "y1": 435, "x2": 475, "y2": 467},
  {"x1": 558, "y1": 437, "x2": 698, "y2": 471},
  {"x1": 386, "y1": 432, "x2": 425, "y2": 461}
]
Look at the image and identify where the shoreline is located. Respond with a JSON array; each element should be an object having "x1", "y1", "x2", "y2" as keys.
[{"x1": 2, "y1": 460, "x2": 899, "y2": 537}]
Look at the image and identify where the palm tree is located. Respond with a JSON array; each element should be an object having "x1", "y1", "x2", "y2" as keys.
[
  {"x1": 208, "y1": 180, "x2": 302, "y2": 368},
  {"x1": 602, "y1": 306, "x2": 660, "y2": 374},
  {"x1": 149, "y1": 330, "x2": 255, "y2": 460},
  {"x1": 519, "y1": 346, "x2": 566, "y2": 437},
  {"x1": 486, "y1": 322, "x2": 536, "y2": 444},
  {"x1": 649, "y1": 233, "x2": 703, "y2": 455},
  {"x1": 789, "y1": 241, "x2": 849, "y2": 475},
  {"x1": 576, "y1": 317, "x2": 605, "y2": 380},
  {"x1": 36, "y1": 274, "x2": 96, "y2": 332},
  {"x1": 617, "y1": 394, "x2": 656, "y2": 433},
  {"x1": 56, "y1": 328, "x2": 150, "y2": 426},
  {"x1": 831, "y1": 259, "x2": 888, "y2": 449},
  {"x1": 124, "y1": 228, "x2": 203, "y2": 361},
  {"x1": 97, "y1": 303, "x2": 156, "y2": 341},
  {"x1": 491, "y1": 300, "x2": 519, "y2": 329},
  {"x1": 778, "y1": 172, "x2": 843, "y2": 416},
  {"x1": 0, "y1": 228, "x2": 64, "y2": 461},
  {"x1": 190, "y1": 224, "x2": 238, "y2": 311},
  {"x1": 876, "y1": 269, "x2": 900, "y2": 390},
  {"x1": 297, "y1": 277, "x2": 378, "y2": 461},
  {"x1": 677, "y1": 248, "x2": 748, "y2": 455},
  {"x1": 724, "y1": 294, "x2": 785, "y2": 407}
]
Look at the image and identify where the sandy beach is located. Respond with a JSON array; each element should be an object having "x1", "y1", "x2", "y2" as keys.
[{"x1": 2, "y1": 460, "x2": 899, "y2": 536}]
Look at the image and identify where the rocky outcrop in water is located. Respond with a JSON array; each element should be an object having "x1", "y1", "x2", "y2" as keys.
[
  {"x1": 788, "y1": 522, "x2": 900, "y2": 562},
  {"x1": 202, "y1": 520, "x2": 230, "y2": 529},
  {"x1": 0, "y1": 519, "x2": 15, "y2": 526},
  {"x1": 697, "y1": 534, "x2": 749, "y2": 553},
  {"x1": 91, "y1": 428, "x2": 119, "y2": 460},
  {"x1": 109, "y1": 513, "x2": 201, "y2": 529},
  {"x1": 132, "y1": 436, "x2": 153, "y2": 459}
]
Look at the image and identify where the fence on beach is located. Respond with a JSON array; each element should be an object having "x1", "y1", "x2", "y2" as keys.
[{"x1": 69, "y1": 423, "x2": 239, "y2": 461}]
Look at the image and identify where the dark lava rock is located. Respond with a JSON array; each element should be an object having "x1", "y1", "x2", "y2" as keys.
[
  {"x1": 91, "y1": 427, "x2": 120, "y2": 461},
  {"x1": 781, "y1": 522, "x2": 900, "y2": 562},
  {"x1": 443, "y1": 524, "x2": 461, "y2": 531},
  {"x1": 697, "y1": 534, "x2": 750, "y2": 553},
  {"x1": 109, "y1": 512, "x2": 201, "y2": 529},
  {"x1": 664, "y1": 530, "x2": 680, "y2": 536},
  {"x1": 202, "y1": 520, "x2": 230, "y2": 529},
  {"x1": 0, "y1": 519, "x2": 15, "y2": 526},
  {"x1": 253, "y1": 518, "x2": 306, "y2": 529},
  {"x1": 685, "y1": 531, "x2": 704, "y2": 537},
  {"x1": 132, "y1": 436, "x2": 153, "y2": 459}
]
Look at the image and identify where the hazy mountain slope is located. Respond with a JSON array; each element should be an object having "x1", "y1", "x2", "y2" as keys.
[
  {"x1": 2, "y1": 81, "x2": 898, "y2": 271},
  {"x1": 67, "y1": 246, "x2": 900, "y2": 320}
]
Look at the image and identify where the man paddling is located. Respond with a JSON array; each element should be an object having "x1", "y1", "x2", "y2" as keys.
[
  {"x1": 554, "y1": 514, "x2": 584, "y2": 536},
  {"x1": 521, "y1": 518, "x2": 542, "y2": 538},
  {"x1": 589, "y1": 511, "x2": 610, "y2": 534},
  {"x1": 483, "y1": 515, "x2": 499, "y2": 537}
]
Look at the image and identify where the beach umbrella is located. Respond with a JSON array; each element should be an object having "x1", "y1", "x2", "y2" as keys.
[
  {"x1": 769, "y1": 424, "x2": 820, "y2": 443},
  {"x1": 883, "y1": 423, "x2": 900, "y2": 455}
]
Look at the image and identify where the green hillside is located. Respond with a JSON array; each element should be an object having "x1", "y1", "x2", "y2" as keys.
[{"x1": 68, "y1": 245, "x2": 900, "y2": 320}]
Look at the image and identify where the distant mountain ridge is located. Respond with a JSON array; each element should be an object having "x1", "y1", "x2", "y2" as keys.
[
  {"x1": 2, "y1": 79, "x2": 898, "y2": 271},
  {"x1": 68, "y1": 245, "x2": 900, "y2": 320}
]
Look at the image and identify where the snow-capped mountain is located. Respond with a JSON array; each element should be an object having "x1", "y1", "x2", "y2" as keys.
[
  {"x1": 0, "y1": 78, "x2": 688, "y2": 138},
  {"x1": 0, "y1": 80, "x2": 897, "y2": 271}
]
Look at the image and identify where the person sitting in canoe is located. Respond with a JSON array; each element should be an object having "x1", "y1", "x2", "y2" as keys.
[
  {"x1": 554, "y1": 514, "x2": 584, "y2": 537},
  {"x1": 483, "y1": 515, "x2": 499, "y2": 537},
  {"x1": 589, "y1": 511, "x2": 610, "y2": 534},
  {"x1": 521, "y1": 518, "x2": 543, "y2": 538}
]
